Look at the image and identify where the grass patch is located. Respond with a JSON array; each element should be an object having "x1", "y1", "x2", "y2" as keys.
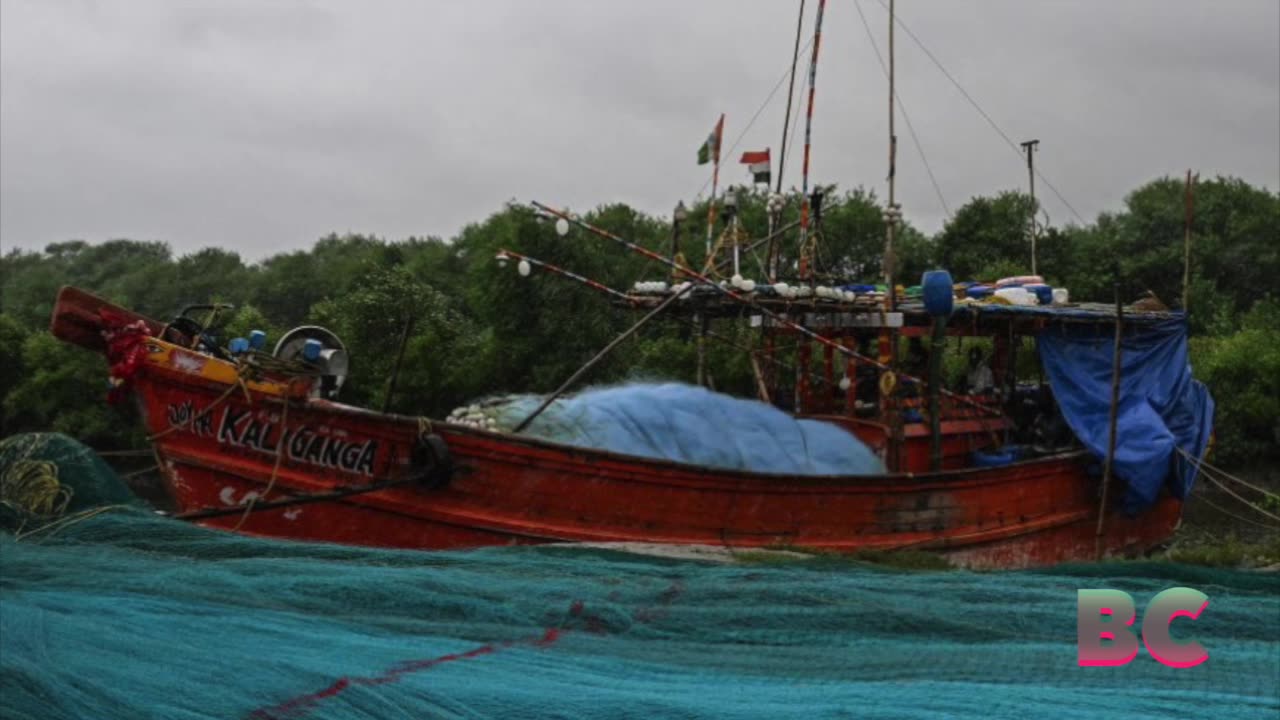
[
  {"x1": 735, "y1": 545, "x2": 954, "y2": 571},
  {"x1": 1163, "y1": 534, "x2": 1280, "y2": 569}
]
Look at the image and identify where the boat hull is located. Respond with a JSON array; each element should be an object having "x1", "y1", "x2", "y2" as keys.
[{"x1": 135, "y1": 364, "x2": 1179, "y2": 570}]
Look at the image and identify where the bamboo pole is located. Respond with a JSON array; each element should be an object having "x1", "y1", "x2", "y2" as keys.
[
  {"x1": 530, "y1": 201, "x2": 1007, "y2": 419},
  {"x1": 796, "y1": 0, "x2": 827, "y2": 280},
  {"x1": 1182, "y1": 169, "x2": 1195, "y2": 313},
  {"x1": 776, "y1": 0, "x2": 806, "y2": 195},
  {"x1": 928, "y1": 316, "x2": 946, "y2": 472},
  {"x1": 1095, "y1": 278, "x2": 1125, "y2": 560},
  {"x1": 381, "y1": 315, "x2": 415, "y2": 413},
  {"x1": 514, "y1": 285, "x2": 693, "y2": 433},
  {"x1": 705, "y1": 114, "x2": 725, "y2": 258},
  {"x1": 884, "y1": 0, "x2": 903, "y2": 470},
  {"x1": 495, "y1": 247, "x2": 832, "y2": 389}
]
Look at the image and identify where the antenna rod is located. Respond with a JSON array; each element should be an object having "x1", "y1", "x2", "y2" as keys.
[{"x1": 1021, "y1": 138, "x2": 1040, "y2": 275}]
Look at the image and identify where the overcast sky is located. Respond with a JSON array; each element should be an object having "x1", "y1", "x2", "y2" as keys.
[{"x1": 2, "y1": 0, "x2": 1277, "y2": 261}]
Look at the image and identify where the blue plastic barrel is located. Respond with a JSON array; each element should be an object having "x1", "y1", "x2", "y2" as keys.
[
  {"x1": 921, "y1": 270, "x2": 954, "y2": 316},
  {"x1": 966, "y1": 285, "x2": 994, "y2": 299}
]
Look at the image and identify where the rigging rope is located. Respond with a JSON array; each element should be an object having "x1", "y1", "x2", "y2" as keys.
[
  {"x1": 869, "y1": 0, "x2": 1085, "y2": 224},
  {"x1": 852, "y1": 0, "x2": 951, "y2": 219},
  {"x1": 1177, "y1": 447, "x2": 1280, "y2": 524}
]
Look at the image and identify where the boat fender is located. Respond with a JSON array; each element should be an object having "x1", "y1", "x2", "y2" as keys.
[{"x1": 412, "y1": 433, "x2": 454, "y2": 489}]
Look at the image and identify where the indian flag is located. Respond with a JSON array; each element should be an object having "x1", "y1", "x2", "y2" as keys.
[
  {"x1": 740, "y1": 149, "x2": 771, "y2": 185},
  {"x1": 696, "y1": 114, "x2": 724, "y2": 166}
]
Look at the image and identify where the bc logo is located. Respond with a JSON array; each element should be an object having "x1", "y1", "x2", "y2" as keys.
[{"x1": 1077, "y1": 588, "x2": 1209, "y2": 668}]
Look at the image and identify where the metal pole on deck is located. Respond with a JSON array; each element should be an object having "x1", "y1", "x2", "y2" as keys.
[
  {"x1": 928, "y1": 317, "x2": 947, "y2": 472},
  {"x1": 1095, "y1": 276, "x2": 1125, "y2": 560},
  {"x1": 1021, "y1": 139, "x2": 1040, "y2": 276}
]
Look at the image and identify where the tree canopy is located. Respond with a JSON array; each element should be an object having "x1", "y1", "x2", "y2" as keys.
[{"x1": 2, "y1": 175, "x2": 1276, "y2": 464}]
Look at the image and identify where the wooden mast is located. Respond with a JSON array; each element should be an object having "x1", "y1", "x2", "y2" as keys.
[
  {"x1": 882, "y1": 0, "x2": 904, "y2": 470},
  {"x1": 796, "y1": 0, "x2": 827, "y2": 282},
  {"x1": 769, "y1": 0, "x2": 807, "y2": 281}
]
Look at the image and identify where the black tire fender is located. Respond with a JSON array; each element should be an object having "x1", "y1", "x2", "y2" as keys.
[{"x1": 413, "y1": 433, "x2": 453, "y2": 489}]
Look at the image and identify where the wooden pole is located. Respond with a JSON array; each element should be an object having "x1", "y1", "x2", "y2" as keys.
[
  {"x1": 928, "y1": 316, "x2": 946, "y2": 472},
  {"x1": 1095, "y1": 278, "x2": 1125, "y2": 560},
  {"x1": 381, "y1": 315, "x2": 415, "y2": 413},
  {"x1": 884, "y1": 0, "x2": 904, "y2": 471},
  {"x1": 705, "y1": 114, "x2": 725, "y2": 258},
  {"x1": 530, "y1": 200, "x2": 1007, "y2": 420},
  {"x1": 1182, "y1": 169, "x2": 1195, "y2": 312},
  {"x1": 514, "y1": 285, "x2": 693, "y2": 433},
  {"x1": 796, "y1": 0, "x2": 827, "y2": 280},
  {"x1": 696, "y1": 312, "x2": 708, "y2": 387},
  {"x1": 776, "y1": 0, "x2": 806, "y2": 195}
]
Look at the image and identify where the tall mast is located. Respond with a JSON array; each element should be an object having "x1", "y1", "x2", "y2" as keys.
[
  {"x1": 883, "y1": 0, "x2": 898, "y2": 302},
  {"x1": 776, "y1": 0, "x2": 806, "y2": 195},
  {"x1": 797, "y1": 0, "x2": 827, "y2": 281},
  {"x1": 769, "y1": 0, "x2": 807, "y2": 280},
  {"x1": 881, "y1": 0, "x2": 904, "y2": 471}
]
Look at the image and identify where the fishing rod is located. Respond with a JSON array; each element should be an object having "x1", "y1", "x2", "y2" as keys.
[{"x1": 530, "y1": 200, "x2": 1003, "y2": 417}]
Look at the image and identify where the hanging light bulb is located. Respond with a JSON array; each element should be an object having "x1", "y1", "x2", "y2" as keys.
[
  {"x1": 495, "y1": 251, "x2": 510, "y2": 268},
  {"x1": 555, "y1": 218, "x2": 570, "y2": 237},
  {"x1": 517, "y1": 260, "x2": 532, "y2": 277}
]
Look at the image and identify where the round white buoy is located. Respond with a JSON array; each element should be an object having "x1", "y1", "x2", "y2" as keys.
[
  {"x1": 517, "y1": 260, "x2": 531, "y2": 277},
  {"x1": 742, "y1": 279, "x2": 756, "y2": 292},
  {"x1": 555, "y1": 218, "x2": 570, "y2": 236}
]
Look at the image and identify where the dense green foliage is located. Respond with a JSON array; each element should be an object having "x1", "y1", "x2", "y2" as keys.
[{"x1": 1, "y1": 176, "x2": 1276, "y2": 464}]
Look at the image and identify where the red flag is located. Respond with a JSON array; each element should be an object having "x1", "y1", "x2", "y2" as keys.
[{"x1": 740, "y1": 149, "x2": 771, "y2": 185}]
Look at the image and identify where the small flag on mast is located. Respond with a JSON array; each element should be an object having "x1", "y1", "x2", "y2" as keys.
[
  {"x1": 740, "y1": 149, "x2": 771, "y2": 185},
  {"x1": 697, "y1": 115, "x2": 724, "y2": 166}
]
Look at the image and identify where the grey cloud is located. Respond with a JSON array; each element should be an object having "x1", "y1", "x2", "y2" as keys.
[{"x1": 1, "y1": 0, "x2": 1276, "y2": 260}]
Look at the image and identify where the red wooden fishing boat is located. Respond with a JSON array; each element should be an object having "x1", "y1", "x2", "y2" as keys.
[{"x1": 50, "y1": 285, "x2": 1189, "y2": 569}]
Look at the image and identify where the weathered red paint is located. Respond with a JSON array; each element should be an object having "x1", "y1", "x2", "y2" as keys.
[{"x1": 52, "y1": 287, "x2": 1182, "y2": 569}]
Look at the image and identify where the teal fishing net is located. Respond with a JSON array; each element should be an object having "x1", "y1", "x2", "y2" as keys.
[
  {"x1": 447, "y1": 383, "x2": 885, "y2": 475},
  {"x1": 2, "y1": 434, "x2": 1278, "y2": 719}
]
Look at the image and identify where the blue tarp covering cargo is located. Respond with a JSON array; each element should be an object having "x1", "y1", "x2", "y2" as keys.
[{"x1": 1038, "y1": 317, "x2": 1214, "y2": 514}]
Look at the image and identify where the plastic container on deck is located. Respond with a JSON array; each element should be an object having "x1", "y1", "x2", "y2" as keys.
[
  {"x1": 1024, "y1": 284, "x2": 1053, "y2": 305},
  {"x1": 922, "y1": 270, "x2": 955, "y2": 316}
]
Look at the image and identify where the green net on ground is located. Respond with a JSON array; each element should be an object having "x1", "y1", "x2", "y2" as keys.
[{"x1": 1, "y1": 433, "x2": 1277, "y2": 719}]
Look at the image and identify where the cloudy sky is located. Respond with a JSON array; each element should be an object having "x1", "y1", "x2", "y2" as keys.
[{"x1": 2, "y1": 0, "x2": 1277, "y2": 260}]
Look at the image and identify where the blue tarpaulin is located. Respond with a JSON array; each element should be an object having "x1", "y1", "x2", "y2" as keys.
[{"x1": 1038, "y1": 317, "x2": 1214, "y2": 514}]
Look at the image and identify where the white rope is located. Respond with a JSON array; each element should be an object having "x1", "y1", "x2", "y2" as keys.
[{"x1": 869, "y1": 0, "x2": 1085, "y2": 224}]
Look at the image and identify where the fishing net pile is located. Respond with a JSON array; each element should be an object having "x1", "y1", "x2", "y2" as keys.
[
  {"x1": 2, "y1": 434, "x2": 1278, "y2": 719},
  {"x1": 447, "y1": 382, "x2": 885, "y2": 475}
]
